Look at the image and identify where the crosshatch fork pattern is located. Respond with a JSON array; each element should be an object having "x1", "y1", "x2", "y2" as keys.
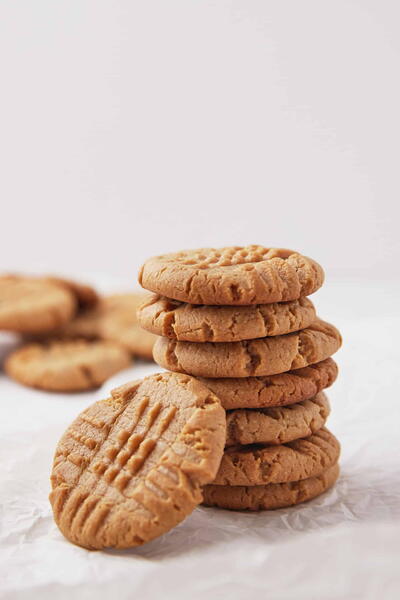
[
  {"x1": 50, "y1": 373, "x2": 226, "y2": 549},
  {"x1": 167, "y1": 246, "x2": 294, "y2": 269}
]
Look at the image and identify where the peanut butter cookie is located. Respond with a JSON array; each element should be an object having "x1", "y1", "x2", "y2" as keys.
[
  {"x1": 203, "y1": 463, "x2": 339, "y2": 510},
  {"x1": 26, "y1": 305, "x2": 104, "y2": 342},
  {"x1": 139, "y1": 246, "x2": 324, "y2": 305},
  {"x1": 50, "y1": 373, "x2": 226, "y2": 549},
  {"x1": 44, "y1": 276, "x2": 99, "y2": 309},
  {"x1": 138, "y1": 294, "x2": 316, "y2": 342},
  {"x1": 225, "y1": 392, "x2": 330, "y2": 446},
  {"x1": 0, "y1": 275, "x2": 76, "y2": 334},
  {"x1": 99, "y1": 294, "x2": 157, "y2": 360},
  {"x1": 153, "y1": 319, "x2": 341, "y2": 378},
  {"x1": 213, "y1": 427, "x2": 340, "y2": 486},
  {"x1": 5, "y1": 340, "x2": 131, "y2": 391},
  {"x1": 199, "y1": 358, "x2": 338, "y2": 409}
]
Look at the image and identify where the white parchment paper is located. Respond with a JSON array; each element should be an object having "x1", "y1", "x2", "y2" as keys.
[{"x1": 1, "y1": 279, "x2": 399, "y2": 600}]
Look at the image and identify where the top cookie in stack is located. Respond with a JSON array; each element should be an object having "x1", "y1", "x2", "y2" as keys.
[
  {"x1": 138, "y1": 246, "x2": 324, "y2": 306},
  {"x1": 138, "y1": 245, "x2": 342, "y2": 511}
]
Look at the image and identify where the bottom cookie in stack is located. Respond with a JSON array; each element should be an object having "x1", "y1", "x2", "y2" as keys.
[
  {"x1": 203, "y1": 422, "x2": 340, "y2": 511},
  {"x1": 203, "y1": 463, "x2": 339, "y2": 511}
]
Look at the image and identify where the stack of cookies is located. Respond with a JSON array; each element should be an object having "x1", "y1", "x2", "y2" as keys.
[{"x1": 138, "y1": 246, "x2": 342, "y2": 511}]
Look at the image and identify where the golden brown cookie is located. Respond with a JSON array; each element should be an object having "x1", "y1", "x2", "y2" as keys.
[
  {"x1": 0, "y1": 275, "x2": 76, "y2": 334},
  {"x1": 49, "y1": 373, "x2": 226, "y2": 549},
  {"x1": 54, "y1": 307, "x2": 103, "y2": 340},
  {"x1": 5, "y1": 340, "x2": 131, "y2": 391},
  {"x1": 24, "y1": 278, "x2": 100, "y2": 342},
  {"x1": 199, "y1": 358, "x2": 338, "y2": 409},
  {"x1": 139, "y1": 246, "x2": 324, "y2": 305},
  {"x1": 99, "y1": 294, "x2": 157, "y2": 360},
  {"x1": 213, "y1": 427, "x2": 340, "y2": 486},
  {"x1": 44, "y1": 276, "x2": 99, "y2": 309},
  {"x1": 27, "y1": 306, "x2": 104, "y2": 342},
  {"x1": 203, "y1": 463, "x2": 339, "y2": 511},
  {"x1": 153, "y1": 319, "x2": 342, "y2": 378},
  {"x1": 138, "y1": 294, "x2": 316, "y2": 342},
  {"x1": 225, "y1": 392, "x2": 330, "y2": 446}
]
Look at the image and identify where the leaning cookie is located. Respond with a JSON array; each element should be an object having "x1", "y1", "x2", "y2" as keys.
[
  {"x1": 213, "y1": 427, "x2": 340, "y2": 486},
  {"x1": 5, "y1": 340, "x2": 131, "y2": 392},
  {"x1": 225, "y1": 392, "x2": 330, "y2": 446},
  {"x1": 138, "y1": 294, "x2": 316, "y2": 342},
  {"x1": 202, "y1": 463, "x2": 339, "y2": 511},
  {"x1": 50, "y1": 373, "x2": 226, "y2": 549},
  {"x1": 153, "y1": 319, "x2": 342, "y2": 378}
]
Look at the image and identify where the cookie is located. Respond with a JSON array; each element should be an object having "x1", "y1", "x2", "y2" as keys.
[
  {"x1": 49, "y1": 373, "x2": 226, "y2": 549},
  {"x1": 99, "y1": 294, "x2": 157, "y2": 360},
  {"x1": 5, "y1": 340, "x2": 131, "y2": 391},
  {"x1": 44, "y1": 276, "x2": 99, "y2": 309},
  {"x1": 138, "y1": 294, "x2": 316, "y2": 342},
  {"x1": 139, "y1": 246, "x2": 324, "y2": 305},
  {"x1": 53, "y1": 307, "x2": 103, "y2": 340},
  {"x1": 199, "y1": 358, "x2": 338, "y2": 409},
  {"x1": 0, "y1": 275, "x2": 76, "y2": 334},
  {"x1": 225, "y1": 392, "x2": 330, "y2": 446},
  {"x1": 153, "y1": 319, "x2": 341, "y2": 378},
  {"x1": 27, "y1": 305, "x2": 104, "y2": 342},
  {"x1": 203, "y1": 463, "x2": 339, "y2": 511},
  {"x1": 213, "y1": 427, "x2": 340, "y2": 486}
]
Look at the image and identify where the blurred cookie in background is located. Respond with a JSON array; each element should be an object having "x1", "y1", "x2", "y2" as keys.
[
  {"x1": 1, "y1": 275, "x2": 156, "y2": 391},
  {"x1": 0, "y1": 275, "x2": 77, "y2": 334},
  {"x1": 43, "y1": 276, "x2": 99, "y2": 310},
  {"x1": 99, "y1": 293, "x2": 156, "y2": 360},
  {"x1": 18, "y1": 286, "x2": 156, "y2": 361},
  {"x1": 5, "y1": 339, "x2": 131, "y2": 392}
]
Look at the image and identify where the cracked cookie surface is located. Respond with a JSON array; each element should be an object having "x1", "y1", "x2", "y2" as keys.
[
  {"x1": 153, "y1": 319, "x2": 341, "y2": 378},
  {"x1": 50, "y1": 372, "x2": 226, "y2": 549},
  {"x1": 199, "y1": 358, "x2": 338, "y2": 409},
  {"x1": 212, "y1": 427, "x2": 340, "y2": 485},
  {"x1": 203, "y1": 463, "x2": 339, "y2": 510},
  {"x1": 138, "y1": 294, "x2": 316, "y2": 342},
  {"x1": 5, "y1": 340, "x2": 131, "y2": 391},
  {"x1": 139, "y1": 246, "x2": 324, "y2": 305},
  {"x1": 225, "y1": 392, "x2": 330, "y2": 446}
]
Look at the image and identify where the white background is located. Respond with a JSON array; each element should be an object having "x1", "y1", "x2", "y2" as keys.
[
  {"x1": 0, "y1": 0, "x2": 399, "y2": 280},
  {"x1": 1, "y1": 2, "x2": 400, "y2": 600}
]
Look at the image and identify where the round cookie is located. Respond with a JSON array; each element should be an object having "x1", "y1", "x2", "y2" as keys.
[
  {"x1": 213, "y1": 427, "x2": 340, "y2": 486},
  {"x1": 52, "y1": 307, "x2": 103, "y2": 340},
  {"x1": 50, "y1": 372, "x2": 226, "y2": 549},
  {"x1": 0, "y1": 275, "x2": 76, "y2": 334},
  {"x1": 44, "y1": 276, "x2": 99, "y2": 309},
  {"x1": 225, "y1": 392, "x2": 330, "y2": 446},
  {"x1": 153, "y1": 319, "x2": 342, "y2": 378},
  {"x1": 203, "y1": 463, "x2": 339, "y2": 511},
  {"x1": 139, "y1": 246, "x2": 324, "y2": 305},
  {"x1": 99, "y1": 294, "x2": 157, "y2": 360},
  {"x1": 199, "y1": 358, "x2": 338, "y2": 409},
  {"x1": 138, "y1": 294, "x2": 316, "y2": 342},
  {"x1": 27, "y1": 305, "x2": 104, "y2": 342},
  {"x1": 5, "y1": 340, "x2": 131, "y2": 392}
]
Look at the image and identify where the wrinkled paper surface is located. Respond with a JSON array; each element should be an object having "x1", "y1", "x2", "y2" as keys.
[{"x1": 1, "y1": 280, "x2": 399, "y2": 600}]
